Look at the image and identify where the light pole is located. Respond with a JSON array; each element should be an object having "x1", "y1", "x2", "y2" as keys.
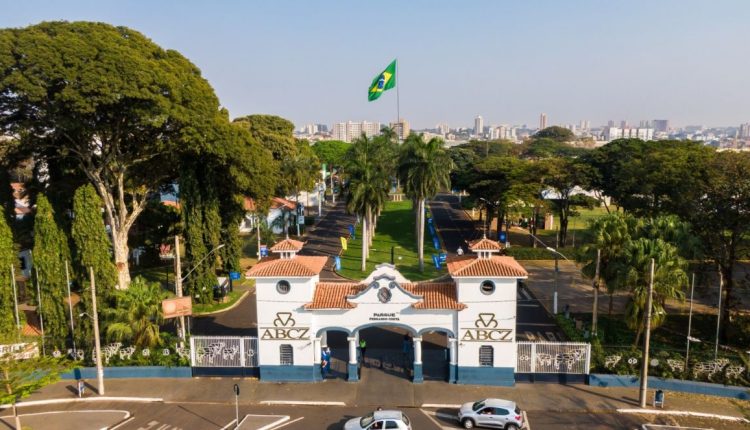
[
  {"x1": 638, "y1": 258, "x2": 655, "y2": 408},
  {"x1": 714, "y1": 268, "x2": 723, "y2": 360},
  {"x1": 233, "y1": 384, "x2": 240, "y2": 429},
  {"x1": 525, "y1": 232, "x2": 570, "y2": 315},
  {"x1": 33, "y1": 267, "x2": 45, "y2": 356},
  {"x1": 85, "y1": 266, "x2": 104, "y2": 395},
  {"x1": 685, "y1": 273, "x2": 695, "y2": 370},
  {"x1": 10, "y1": 264, "x2": 20, "y2": 338},
  {"x1": 64, "y1": 261, "x2": 77, "y2": 358}
]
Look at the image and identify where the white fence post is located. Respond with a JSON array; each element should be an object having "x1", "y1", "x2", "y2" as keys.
[
  {"x1": 240, "y1": 338, "x2": 246, "y2": 367},
  {"x1": 189, "y1": 336, "x2": 196, "y2": 367},
  {"x1": 531, "y1": 343, "x2": 536, "y2": 373},
  {"x1": 585, "y1": 343, "x2": 591, "y2": 374}
]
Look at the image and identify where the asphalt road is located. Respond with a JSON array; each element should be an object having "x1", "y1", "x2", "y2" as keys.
[
  {"x1": 2, "y1": 401, "x2": 691, "y2": 430},
  {"x1": 299, "y1": 200, "x2": 355, "y2": 281}
]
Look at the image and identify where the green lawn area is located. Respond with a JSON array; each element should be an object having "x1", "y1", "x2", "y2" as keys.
[
  {"x1": 131, "y1": 264, "x2": 174, "y2": 289},
  {"x1": 337, "y1": 200, "x2": 445, "y2": 282}
]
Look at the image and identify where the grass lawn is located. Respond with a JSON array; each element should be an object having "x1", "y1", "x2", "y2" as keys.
[
  {"x1": 337, "y1": 200, "x2": 446, "y2": 282},
  {"x1": 131, "y1": 264, "x2": 174, "y2": 289},
  {"x1": 193, "y1": 289, "x2": 245, "y2": 315}
]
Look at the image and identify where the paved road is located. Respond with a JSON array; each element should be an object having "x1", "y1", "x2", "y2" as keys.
[
  {"x1": 428, "y1": 193, "x2": 564, "y2": 342},
  {"x1": 299, "y1": 200, "x2": 356, "y2": 281},
  {"x1": 6, "y1": 401, "x2": 717, "y2": 430}
]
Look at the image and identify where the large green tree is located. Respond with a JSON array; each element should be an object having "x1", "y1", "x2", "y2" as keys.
[
  {"x1": 539, "y1": 157, "x2": 596, "y2": 246},
  {"x1": 1, "y1": 354, "x2": 68, "y2": 430},
  {"x1": 0, "y1": 22, "x2": 227, "y2": 289},
  {"x1": 282, "y1": 141, "x2": 320, "y2": 236},
  {"x1": 32, "y1": 195, "x2": 71, "y2": 350},
  {"x1": 103, "y1": 277, "x2": 166, "y2": 349},
  {"x1": 0, "y1": 208, "x2": 17, "y2": 338},
  {"x1": 398, "y1": 134, "x2": 453, "y2": 271}
]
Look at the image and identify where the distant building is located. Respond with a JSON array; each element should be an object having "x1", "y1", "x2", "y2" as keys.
[
  {"x1": 389, "y1": 118, "x2": 410, "y2": 140},
  {"x1": 474, "y1": 115, "x2": 484, "y2": 137},
  {"x1": 739, "y1": 122, "x2": 750, "y2": 138},
  {"x1": 316, "y1": 124, "x2": 328, "y2": 133},
  {"x1": 332, "y1": 121, "x2": 381, "y2": 142},
  {"x1": 539, "y1": 113, "x2": 547, "y2": 130},
  {"x1": 492, "y1": 125, "x2": 517, "y2": 141},
  {"x1": 652, "y1": 120, "x2": 669, "y2": 133},
  {"x1": 436, "y1": 123, "x2": 450, "y2": 136},
  {"x1": 603, "y1": 127, "x2": 654, "y2": 141}
]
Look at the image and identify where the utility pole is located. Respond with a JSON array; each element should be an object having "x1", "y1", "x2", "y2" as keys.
[
  {"x1": 685, "y1": 273, "x2": 695, "y2": 370},
  {"x1": 256, "y1": 222, "x2": 262, "y2": 261},
  {"x1": 639, "y1": 258, "x2": 655, "y2": 408},
  {"x1": 714, "y1": 267, "x2": 723, "y2": 360},
  {"x1": 10, "y1": 264, "x2": 20, "y2": 338},
  {"x1": 65, "y1": 261, "x2": 77, "y2": 358},
  {"x1": 553, "y1": 254, "x2": 559, "y2": 314},
  {"x1": 90, "y1": 267, "x2": 104, "y2": 396},
  {"x1": 34, "y1": 267, "x2": 45, "y2": 356},
  {"x1": 174, "y1": 235, "x2": 186, "y2": 342},
  {"x1": 592, "y1": 249, "x2": 601, "y2": 336}
]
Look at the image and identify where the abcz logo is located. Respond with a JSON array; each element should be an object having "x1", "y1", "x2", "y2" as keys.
[
  {"x1": 261, "y1": 312, "x2": 309, "y2": 340},
  {"x1": 461, "y1": 313, "x2": 512, "y2": 342}
]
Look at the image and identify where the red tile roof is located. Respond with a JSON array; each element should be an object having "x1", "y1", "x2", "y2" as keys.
[
  {"x1": 447, "y1": 255, "x2": 528, "y2": 278},
  {"x1": 304, "y1": 283, "x2": 364, "y2": 309},
  {"x1": 468, "y1": 237, "x2": 503, "y2": 251},
  {"x1": 243, "y1": 197, "x2": 297, "y2": 212},
  {"x1": 270, "y1": 238, "x2": 305, "y2": 252},
  {"x1": 403, "y1": 282, "x2": 467, "y2": 310},
  {"x1": 303, "y1": 281, "x2": 467, "y2": 310},
  {"x1": 246, "y1": 255, "x2": 328, "y2": 278}
]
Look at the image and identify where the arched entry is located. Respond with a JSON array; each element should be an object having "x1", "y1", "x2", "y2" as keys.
[
  {"x1": 418, "y1": 328, "x2": 453, "y2": 382},
  {"x1": 356, "y1": 324, "x2": 418, "y2": 382},
  {"x1": 315, "y1": 327, "x2": 351, "y2": 381}
]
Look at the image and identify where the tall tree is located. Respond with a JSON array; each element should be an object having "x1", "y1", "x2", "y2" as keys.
[
  {"x1": 345, "y1": 136, "x2": 390, "y2": 271},
  {"x1": 282, "y1": 141, "x2": 320, "y2": 236},
  {"x1": 399, "y1": 134, "x2": 453, "y2": 271},
  {"x1": 0, "y1": 22, "x2": 227, "y2": 289},
  {"x1": 686, "y1": 151, "x2": 750, "y2": 341},
  {"x1": 32, "y1": 195, "x2": 71, "y2": 349},
  {"x1": 103, "y1": 277, "x2": 166, "y2": 349},
  {"x1": 0, "y1": 208, "x2": 17, "y2": 338},
  {"x1": 540, "y1": 157, "x2": 596, "y2": 246},
  {"x1": 71, "y1": 184, "x2": 118, "y2": 343}
]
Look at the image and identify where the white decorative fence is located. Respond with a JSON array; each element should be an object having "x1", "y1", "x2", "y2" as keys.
[
  {"x1": 190, "y1": 336, "x2": 258, "y2": 368},
  {"x1": 517, "y1": 342, "x2": 590, "y2": 374}
]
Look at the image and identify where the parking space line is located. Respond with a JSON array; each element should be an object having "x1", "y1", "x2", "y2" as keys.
[
  {"x1": 523, "y1": 410, "x2": 531, "y2": 430},
  {"x1": 264, "y1": 416, "x2": 303, "y2": 430}
]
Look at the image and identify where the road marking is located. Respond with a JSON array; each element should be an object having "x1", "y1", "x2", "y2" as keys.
[
  {"x1": 421, "y1": 409, "x2": 460, "y2": 429},
  {"x1": 110, "y1": 416, "x2": 135, "y2": 430},
  {"x1": 618, "y1": 408, "x2": 749, "y2": 423},
  {"x1": 523, "y1": 410, "x2": 531, "y2": 430},
  {"x1": 520, "y1": 288, "x2": 532, "y2": 300},
  {"x1": 641, "y1": 425, "x2": 713, "y2": 430},
  {"x1": 1, "y1": 396, "x2": 162, "y2": 410},
  {"x1": 422, "y1": 404, "x2": 461, "y2": 408},
  {"x1": 260, "y1": 400, "x2": 346, "y2": 406},
  {"x1": 518, "y1": 304, "x2": 539, "y2": 307},
  {"x1": 263, "y1": 416, "x2": 303, "y2": 430}
]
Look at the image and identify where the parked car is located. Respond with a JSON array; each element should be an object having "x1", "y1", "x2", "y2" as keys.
[
  {"x1": 344, "y1": 410, "x2": 412, "y2": 430},
  {"x1": 457, "y1": 398, "x2": 524, "y2": 429}
]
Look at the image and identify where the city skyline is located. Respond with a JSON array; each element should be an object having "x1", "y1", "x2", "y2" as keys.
[{"x1": 2, "y1": 1, "x2": 749, "y2": 129}]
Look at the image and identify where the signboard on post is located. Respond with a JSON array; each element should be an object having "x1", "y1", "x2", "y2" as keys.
[
  {"x1": 162, "y1": 296, "x2": 193, "y2": 319},
  {"x1": 498, "y1": 231, "x2": 507, "y2": 244},
  {"x1": 340, "y1": 236, "x2": 348, "y2": 251},
  {"x1": 260, "y1": 245, "x2": 269, "y2": 257},
  {"x1": 229, "y1": 271, "x2": 241, "y2": 281},
  {"x1": 432, "y1": 254, "x2": 441, "y2": 269}
]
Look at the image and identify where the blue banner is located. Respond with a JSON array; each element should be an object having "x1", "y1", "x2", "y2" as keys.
[
  {"x1": 498, "y1": 231, "x2": 507, "y2": 243},
  {"x1": 260, "y1": 246, "x2": 269, "y2": 257},
  {"x1": 428, "y1": 224, "x2": 436, "y2": 236},
  {"x1": 348, "y1": 224, "x2": 355, "y2": 239},
  {"x1": 427, "y1": 217, "x2": 433, "y2": 224},
  {"x1": 432, "y1": 254, "x2": 441, "y2": 269},
  {"x1": 229, "y1": 271, "x2": 241, "y2": 280},
  {"x1": 334, "y1": 256, "x2": 341, "y2": 271},
  {"x1": 433, "y1": 236, "x2": 440, "y2": 250},
  {"x1": 439, "y1": 252, "x2": 447, "y2": 263}
]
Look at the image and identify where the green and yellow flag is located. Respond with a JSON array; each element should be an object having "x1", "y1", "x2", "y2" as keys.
[{"x1": 368, "y1": 59, "x2": 397, "y2": 101}]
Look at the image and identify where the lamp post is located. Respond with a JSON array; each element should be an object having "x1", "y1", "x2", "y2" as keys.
[
  {"x1": 64, "y1": 261, "x2": 77, "y2": 358},
  {"x1": 83, "y1": 267, "x2": 105, "y2": 395},
  {"x1": 638, "y1": 259, "x2": 655, "y2": 408},
  {"x1": 233, "y1": 384, "x2": 240, "y2": 429},
  {"x1": 526, "y1": 232, "x2": 570, "y2": 315},
  {"x1": 685, "y1": 273, "x2": 695, "y2": 370}
]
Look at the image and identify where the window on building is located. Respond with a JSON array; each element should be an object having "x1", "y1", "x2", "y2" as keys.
[
  {"x1": 279, "y1": 344, "x2": 293, "y2": 365},
  {"x1": 479, "y1": 345, "x2": 494, "y2": 367},
  {"x1": 276, "y1": 280, "x2": 291, "y2": 295},
  {"x1": 480, "y1": 280, "x2": 495, "y2": 295}
]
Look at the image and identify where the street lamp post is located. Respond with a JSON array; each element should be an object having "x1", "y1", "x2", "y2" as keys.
[
  {"x1": 638, "y1": 259, "x2": 655, "y2": 408},
  {"x1": 685, "y1": 273, "x2": 695, "y2": 370},
  {"x1": 233, "y1": 384, "x2": 240, "y2": 429},
  {"x1": 89, "y1": 267, "x2": 105, "y2": 395}
]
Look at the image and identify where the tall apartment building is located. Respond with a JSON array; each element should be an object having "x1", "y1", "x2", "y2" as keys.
[
  {"x1": 492, "y1": 125, "x2": 517, "y2": 141},
  {"x1": 603, "y1": 127, "x2": 654, "y2": 141},
  {"x1": 652, "y1": 120, "x2": 669, "y2": 133},
  {"x1": 332, "y1": 121, "x2": 381, "y2": 142},
  {"x1": 389, "y1": 118, "x2": 410, "y2": 140},
  {"x1": 436, "y1": 123, "x2": 450, "y2": 136},
  {"x1": 474, "y1": 115, "x2": 484, "y2": 137},
  {"x1": 539, "y1": 113, "x2": 547, "y2": 130}
]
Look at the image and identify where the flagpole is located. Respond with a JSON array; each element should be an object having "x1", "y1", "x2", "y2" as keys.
[{"x1": 396, "y1": 58, "x2": 401, "y2": 140}]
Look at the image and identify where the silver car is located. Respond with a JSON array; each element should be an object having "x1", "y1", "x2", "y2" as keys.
[
  {"x1": 457, "y1": 398, "x2": 524, "y2": 429},
  {"x1": 344, "y1": 410, "x2": 412, "y2": 430}
]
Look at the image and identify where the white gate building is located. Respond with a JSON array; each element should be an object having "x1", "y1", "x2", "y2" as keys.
[{"x1": 246, "y1": 237, "x2": 538, "y2": 386}]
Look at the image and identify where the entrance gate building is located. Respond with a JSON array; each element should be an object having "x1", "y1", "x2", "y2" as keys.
[{"x1": 247, "y1": 237, "x2": 538, "y2": 386}]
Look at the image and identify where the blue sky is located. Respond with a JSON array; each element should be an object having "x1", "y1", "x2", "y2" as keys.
[{"x1": 2, "y1": 1, "x2": 749, "y2": 129}]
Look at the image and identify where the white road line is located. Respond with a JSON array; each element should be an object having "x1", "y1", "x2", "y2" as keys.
[
  {"x1": 641, "y1": 425, "x2": 713, "y2": 430},
  {"x1": 264, "y1": 416, "x2": 303, "y2": 430},
  {"x1": 421, "y1": 409, "x2": 460, "y2": 429},
  {"x1": 260, "y1": 400, "x2": 346, "y2": 406},
  {"x1": 523, "y1": 410, "x2": 531, "y2": 430},
  {"x1": 1, "y1": 396, "x2": 163, "y2": 409},
  {"x1": 422, "y1": 404, "x2": 461, "y2": 409},
  {"x1": 618, "y1": 408, "x2": 749, "y2": 423},
  {"x1": 110, "y1": 416, "x2": 135, "y2": 430}
]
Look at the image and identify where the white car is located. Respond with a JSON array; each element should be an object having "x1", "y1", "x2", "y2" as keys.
[
  {"x1": 344, "y1": 410, "x2": 412, "y2": 430},
  {"x1": 457, "y1": 398, "x2": 524, "y2": 429}
]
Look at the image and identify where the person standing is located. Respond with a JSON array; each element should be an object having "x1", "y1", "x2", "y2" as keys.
[
  {"x1": 321, "y1": 348, "x2": 330, "y2": 379},
  {"x1": 359, "y1": 338, "x2": 367, "y2": 364},
  {"x1": 77, "y1": 379, "x2": 85, "y2": 398}
]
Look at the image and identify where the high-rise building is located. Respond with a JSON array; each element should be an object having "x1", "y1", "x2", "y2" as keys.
[
  {"x1": 620, "y1": 120, "x2": 629, "y2": 129},
  {"x1": 607, "y1": 120, "x2": 615, "y2": 127},
  {"x1": 539, "y1": 113, "x2": 547, "y2": 130},
  {"x1": 474, "y1": 115, "x2": 484, "y2": 137},
  {"x1": 436, "y1": 123, "x2": 450, "y2": 136},
  {"x1": 652, "y1": 120, "x2": 669, "y2": 133},
  {"x1": 332, "y1": 121, "x2": 381, "y2": 142},
  {"x1": 579, "y1": 120, "x2": 590, "y2": 130},
  {"x1": 389, "y1": 118, "x2": 410, "y2": 140},
  {"x1": 316, "y1": 124, "x2": 329, "y2": 133},
  {"x1": 603, "y1": 126, "x2": 654, "y2": 141},
  {"x1": 740, "y1": 122, "x2": 750, "y2": 138}
]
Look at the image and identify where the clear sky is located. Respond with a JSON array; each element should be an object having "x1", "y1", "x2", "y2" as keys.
[{"x1": 2, "y1": 1, "x2": 749, "y2": 129}]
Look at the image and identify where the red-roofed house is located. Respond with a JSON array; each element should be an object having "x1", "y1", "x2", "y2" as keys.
[{"x1": 240, "y1": 197, "x2": 299, "y2": 235}]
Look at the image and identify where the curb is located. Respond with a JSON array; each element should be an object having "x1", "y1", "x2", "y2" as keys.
[
  {"x1": 1, "y1": 396, "x2": 163, "y2": 409},
  {"x1": 422, "y1": 403, "x2": 461, "y2": 408},
  {"x1": 617, "y1": 408, "x2": 750, "y2": 423},
  {"x1": 259, "y1": 400, "x2": 346, "y2": 406},
  {"x1": 193, "y1": 289, "x2": 251, "y2": 317}
]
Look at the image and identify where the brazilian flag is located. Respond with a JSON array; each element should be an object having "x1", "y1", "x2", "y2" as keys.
[{"x1": 368, "y1": 59, "x2": 397, "y2": 101}]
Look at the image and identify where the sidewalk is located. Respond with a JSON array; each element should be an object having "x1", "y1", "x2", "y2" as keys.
[{"x1": 24, "y1": 377, "x2": 749, "y2": 419}]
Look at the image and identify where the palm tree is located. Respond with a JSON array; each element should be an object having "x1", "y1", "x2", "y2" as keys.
[
  {"x1": 103, "y1": 277, "x2": 167, "y2": 349},
  {"x1": 613, "y1": 237, "x2": 687, "y2": 347},
  {"x1": 281, "y1": 143, "x2": 320, "y2": 236},
  {"x1": 345, "y1": 135, "x2": 390, "y2": 271},
  {"x1": 398, "y1": 134, "x2": 453, "y2": 271}
]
